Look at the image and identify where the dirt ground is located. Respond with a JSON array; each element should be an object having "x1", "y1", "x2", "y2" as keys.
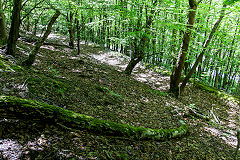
[{"x1": 0, "y1": 34, "x2": 239, "y2": 159}]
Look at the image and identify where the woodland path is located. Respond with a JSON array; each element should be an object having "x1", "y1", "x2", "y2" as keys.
[{"x1": 91, "y1": 50, "x2": 170, "y2": 91}]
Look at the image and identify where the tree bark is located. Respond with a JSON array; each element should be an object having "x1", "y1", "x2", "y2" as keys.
[
  {"x1": 0, "y1": 95, "x2": 189, "y2": 140},
  {"x1": 22, "y1": 10, "x2": 60, "y2": 67},
  {"x1": 77, "y1": 18, "x2": 81, "y2": 54},
  {"x1": 67, "y1": 11, "x2": 75, "y2": 48},
  {"x1": 169, "y1": 0, "x2": 197, "y2": 96},
  {"x1": 180, "y1": 4, "x2": 227, "y2": 93},
  {"x1": 5, "y1": 0, "x2": 22, "y2": 56},
  {"x1": 0, "y1": 0, "x2": 7, "y2": 46}
]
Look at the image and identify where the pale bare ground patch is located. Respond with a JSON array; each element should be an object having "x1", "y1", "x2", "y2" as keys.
[{"x1": 91, "y1": 51, "x2": 170, "y2": 91}]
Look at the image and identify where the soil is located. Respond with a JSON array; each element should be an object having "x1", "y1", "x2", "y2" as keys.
[{"x1": 0, "y1": 34, "x2": 239, "y2": 159}]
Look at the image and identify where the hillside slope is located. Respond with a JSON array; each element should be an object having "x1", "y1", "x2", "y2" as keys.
[{"x1": 0, "y1": 35, "x2": 239, "y2": 159}]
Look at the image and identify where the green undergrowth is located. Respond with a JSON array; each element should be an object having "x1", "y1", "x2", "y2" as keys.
[
  {"x1": 27, "y1": 75, "x2": 68, "y2": 98},
  {"x1": 148, "y1": 89, "x2": 168, "y2": 97},
  {"x1": 96, "y1": 86, "x2": 122, "y2": 99},
  {"x1": 95, "y1": 86, "x2": 123, "y2": 105},
  {"x1": 0, "y1": 59, "x2": 23, "y2": 72}
]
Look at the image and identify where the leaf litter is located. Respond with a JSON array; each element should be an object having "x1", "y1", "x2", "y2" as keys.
[{"x1": 0, "y1": 34, "x2": 238, "y2": 159}]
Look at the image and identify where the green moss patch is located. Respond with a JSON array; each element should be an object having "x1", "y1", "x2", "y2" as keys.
[
  {"x1": 193, "y1": 81, "x2": 239, "y2": 103},
  {"x1": 27, "y1": 75, "x2": 67, "y2": 97},
  {"x1": 148, "y1": 89, "x2": 168, "y2": 97},
  {"x1": 0, "y1": 59, "x2": 23, "y2": 72},
  {"x1": 194, "y1": 81, "x2": 220, "y2": 94}
]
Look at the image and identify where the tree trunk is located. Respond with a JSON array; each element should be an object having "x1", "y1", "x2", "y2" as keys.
[
  {"x1": 124, "y1": 57, "x2": 143, "y2": 75},
  {"x1": 22, "y1": 10, "x2": 61, "y2": 67},
  {"x1": 169, "y1": 0, "x2": 197, "y2": 96},
  {"x1": 5, "y1": 0, "x2": 22, "y2": 56},
  {"x1": 124, "y1": 1, "x2": 158, "y2": 75},
  {"x1": 180, "y1": 4, "x2": 227, "y2": 93},
  {"x1": 67, "y1": 11, "x2": 75, "y2": 48},
  {"x1": 222, "y1": 17, "x2": 239, "y2": 89},
  {"x1": 77, "y1": 18, "x2": 80, "y2": 54},
  {"x1": 0, "y1": 0, "x2": 7, "y2": 46},
  {"x1": 0, "y1": 95, "x2": 188, "y2": 140}
]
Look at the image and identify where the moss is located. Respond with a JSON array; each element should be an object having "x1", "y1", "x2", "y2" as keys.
[
  {"x1": 194, "y1": 81, "x2": 220, "y2": 94},
  {"x1": 193, "y1": 81, "x2": 239, "y2": 103},
  {"x1": 148, "y1": 89, "x2": 168, "y2": 97},
  {"x1": 9, "y1": 64, "x2": 23, "y2": 71},
  {"x1": 0, "y1": 95, "x2": 189, "y2": 140},
  {"x1": 0, "y1": 59, "x2": 23, "y2": 72},
  {"x1": 96, "y1": 86, "x2": 122, "y2": 98},
  {"x1": 27, "y1": 76, "x2": 67, "y2": 96},
  {"x1": 0, "y1": 60, "x2": 6, "y2": 69}
]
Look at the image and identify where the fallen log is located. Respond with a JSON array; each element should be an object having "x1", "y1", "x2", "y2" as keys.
[{"x1": 0, "y1": 96, "x2": 188, "y2": 140}]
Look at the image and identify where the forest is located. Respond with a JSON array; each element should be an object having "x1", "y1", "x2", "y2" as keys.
[{"x1": 0, "y1": 0, "x2": 240, "y2": 159}]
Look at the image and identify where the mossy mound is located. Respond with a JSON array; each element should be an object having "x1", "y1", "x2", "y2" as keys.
[
  {"x1": 193, "y1": 81, "x2": 239, "y2": 103},
  {"x1": 194, "y1": 81, "x2": 220, "y2": 94},
  {"x1": 0, "y1": 95, "x2": 189, "y2": 140}
]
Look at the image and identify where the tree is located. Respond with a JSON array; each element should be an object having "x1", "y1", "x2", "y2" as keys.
[
  {"x1": 124, "y1": 0, "x2": 159, "y2": 75},
  {"x1": 6, "y1": 0, "x2": 22, "y2": 56},
  {"x1": 0, "y1": 0, "x2": 7, "y2": 46},
  {"x1": 22, "y1": 10, "x2": 61, "y2": 67},
  {"x1": 180, "y1": 4, "x2": 228, "y2": 93},
  {"x1": 169, "y1": 0, "x2": 198, "y2": 96}
]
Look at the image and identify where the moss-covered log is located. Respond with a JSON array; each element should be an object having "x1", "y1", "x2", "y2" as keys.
[{"x1": 0, "y1": 96, "x2": 189, "y2": 140}]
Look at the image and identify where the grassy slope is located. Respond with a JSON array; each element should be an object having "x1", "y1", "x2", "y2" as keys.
[{"x1": 0, "y1": 37, "x2": 238, "y2": 159}]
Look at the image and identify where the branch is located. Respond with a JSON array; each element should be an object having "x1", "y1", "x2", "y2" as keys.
[{"x1": 21, "y1": 0, "x2": 46, "y2": 21}]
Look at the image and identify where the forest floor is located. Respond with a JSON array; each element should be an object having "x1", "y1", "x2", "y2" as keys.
[{"x1": 0, "y1": 34, "x2": 239, "y2": 159}]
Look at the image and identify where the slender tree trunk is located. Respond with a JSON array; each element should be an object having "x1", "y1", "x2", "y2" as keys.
[
  {"x1": 222, "y1": 18, "x2": 239, "y2": 88},
  {"x1": 0, "y1": 0, "x2": 7, "y2": 46},
  {"x1": 6, "y1": 0, "x2": 22, "y2": 56},
  {"x1": 26, "y1": 16, "x2": 30, "y2": 32},
  {"x1": 22, "y1": 10, "x2": 60, "y2": 67},
  {"x1": 124, "y1": 1, "x2": 158, "y2": 75},
  {"x1": 67, "y1": 11, "x2": 75, "y2": 48},
  {"x1": 180, "y1": 4, "x2": 227, "y2": 92},
  {"x1": 169, "y1": 0, "x2": 197, "y2": 96},
  {"x1": 77, "y1": 18, "x2": 80, "y2": 54}
]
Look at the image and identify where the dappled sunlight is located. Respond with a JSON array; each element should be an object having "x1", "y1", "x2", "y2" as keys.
[
  {"x1": 204, "y1": 126, "x2": 237, "y2": 148},
  {"x1": 91, "y1": 51, "x2": 171, "y2": 91},
  {"x1": 68, "y1": 56, "x2": 81, "y2": 60},
  {"x1": 0, "y1": 139, "x2": 22, "y2": 160},
  {"x1": 40, "y1": 45, "x2": 58, "y2": 51},
  {"x1": 202, "y1": 95, "x2": 240, "y2": 149},
  {"x1": 63, "y1": 48, "x2": 72, "y2": 53},
  {"x1": 225, "y1": 106, "x2": 239, "y2": 130},
  {"x1": 72, "y1": 69, "x2": 82, "y2": 73},
  {"x1": 92, "y1": 51, "x2": 129, "y2": 69}
]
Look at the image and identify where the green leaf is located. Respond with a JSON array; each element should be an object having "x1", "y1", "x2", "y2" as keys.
[{"x1": 223, "y1": 0, "x2": 240, "y2": 5}]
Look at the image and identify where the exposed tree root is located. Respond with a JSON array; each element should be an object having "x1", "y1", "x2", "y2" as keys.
[{"x1": 0, "y1": 96, "x2": 189, "y2": 140}]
